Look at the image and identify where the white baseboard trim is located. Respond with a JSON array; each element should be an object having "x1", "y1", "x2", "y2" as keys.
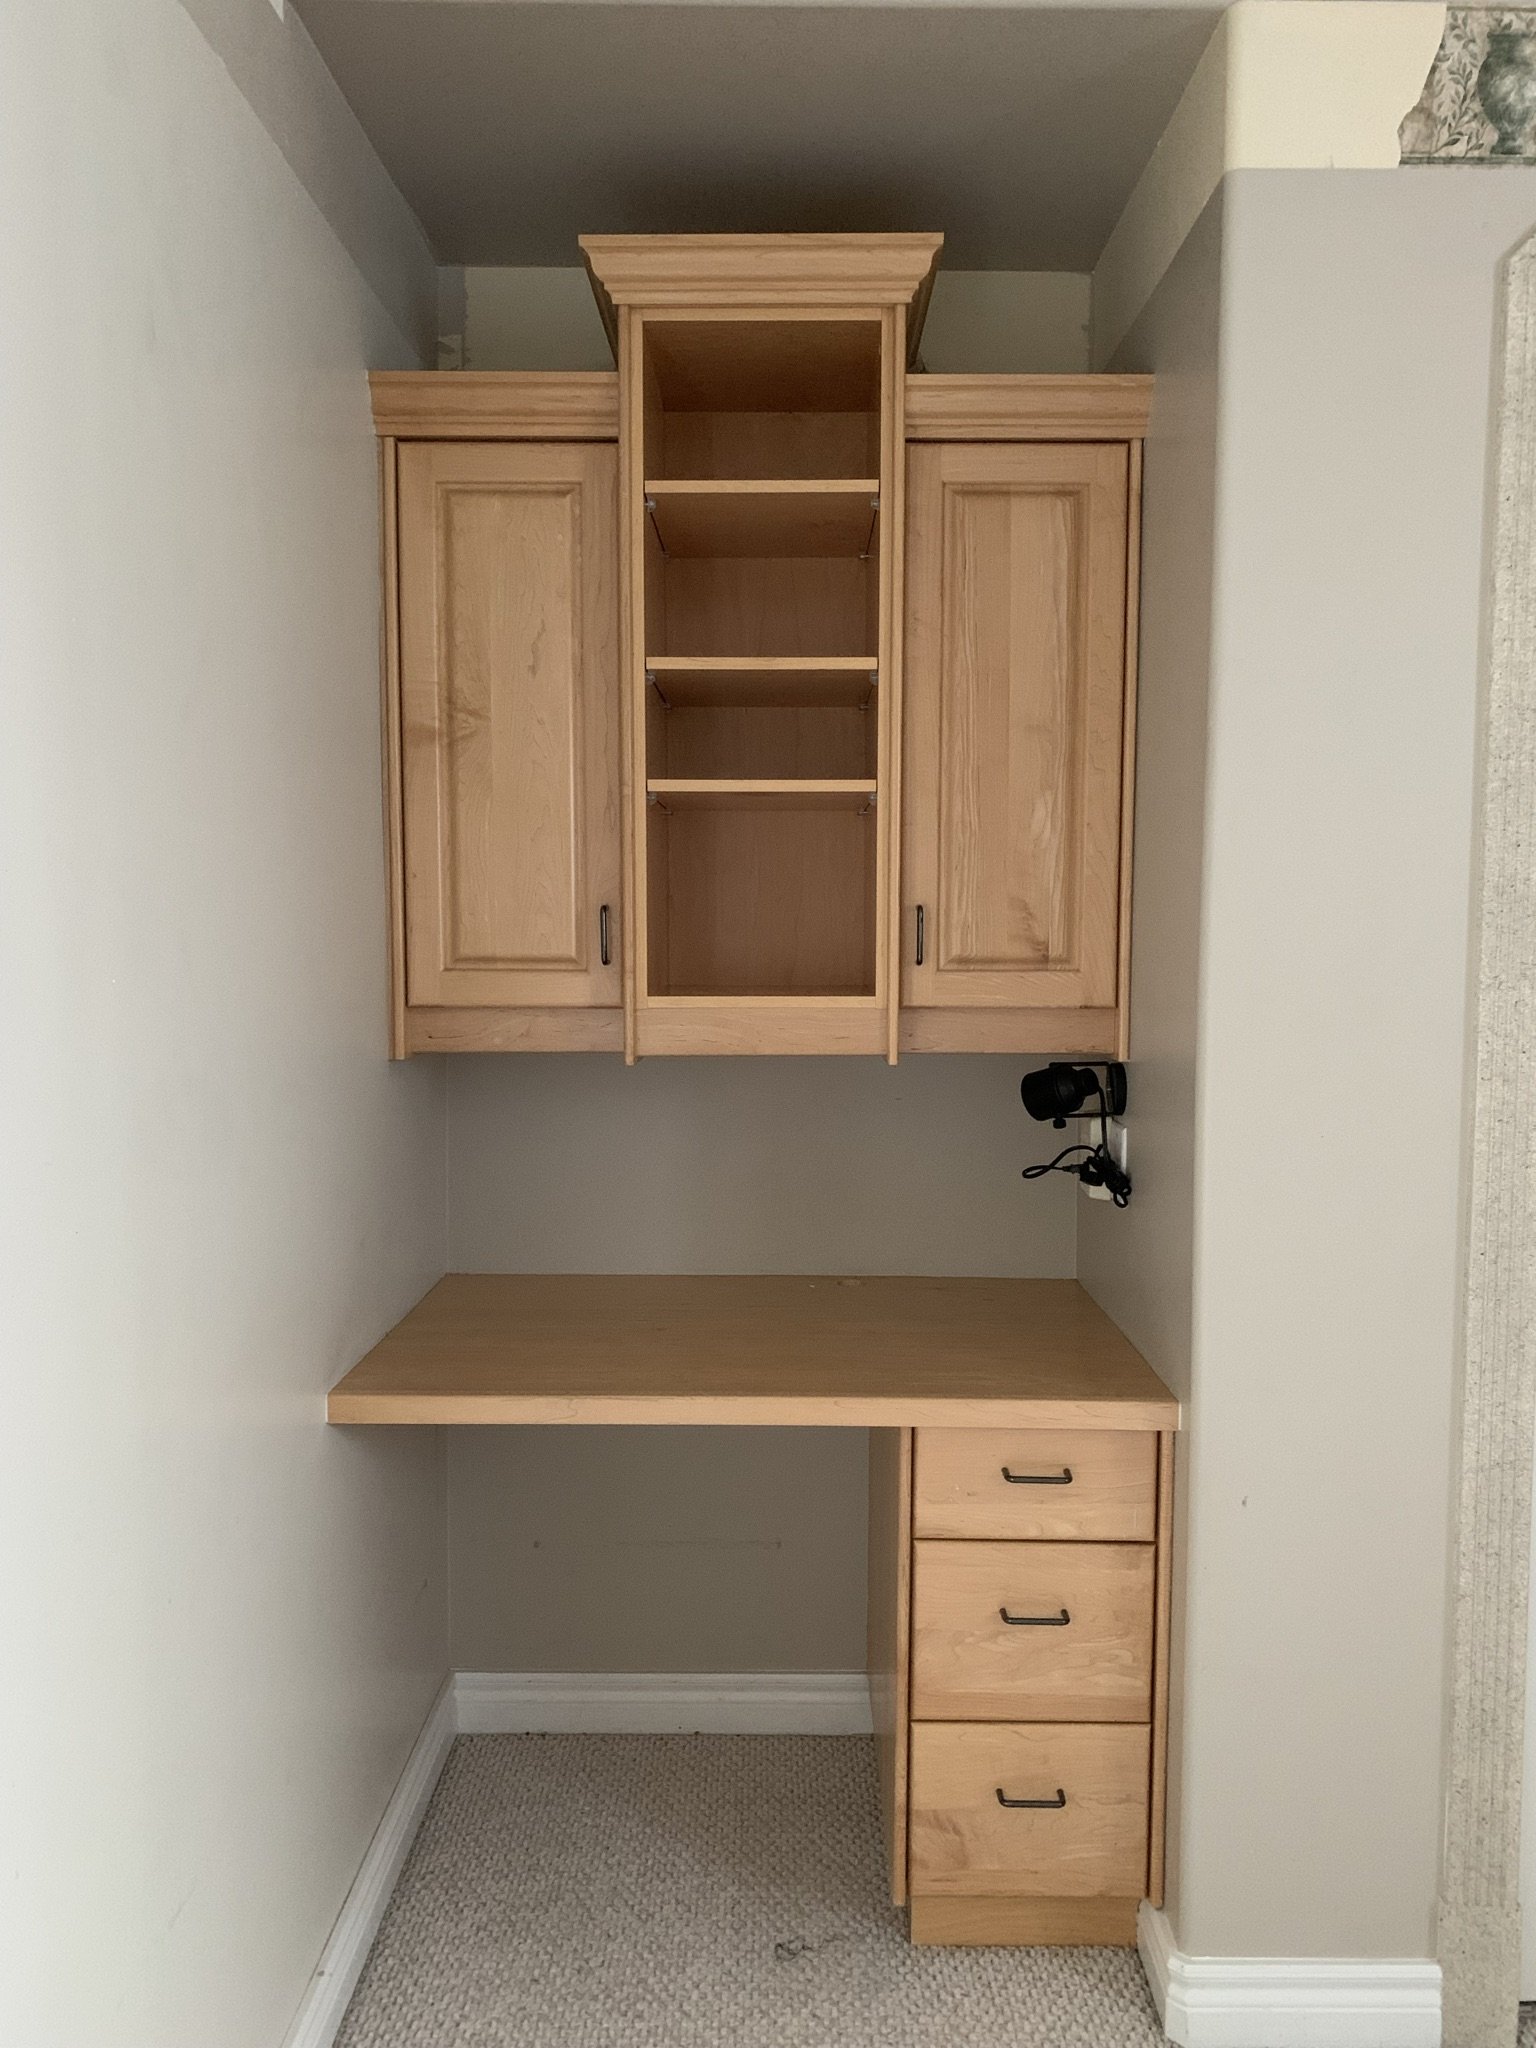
[
  {"x1": 1137, "y1": 1903, "x2": 1443, "y2": 2048},
  {"x1": 283, "y1": 1669, "x2": 867, "y2": 2046},
  {"x1": 281, "y1": 1677, "x2": 457, "y2": 2048},
  {"x1": 454, "y1": 1669, "x2": 872, "y2": 1735}
]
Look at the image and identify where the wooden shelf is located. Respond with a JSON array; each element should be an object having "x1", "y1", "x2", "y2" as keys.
[
  {"x1": 645, "y1": 481, "x2": 879, "y2": 559},
  {"x1": 327, "y1": 1275, "x2": 1180, "y2": 1429},
  {"x1": 647, "y1": 778, "x2": 876, "y2": 811},
  {"x1": 646, "y1": 658, "x2": 877, "y2": 708}
]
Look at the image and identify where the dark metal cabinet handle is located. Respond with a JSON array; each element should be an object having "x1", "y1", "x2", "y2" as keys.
[
  {"x1": 915, "y1": 904, "x2": 925, "y2": 966},
  {"x1": 996, "y1": 1787, "x2": 1067, "y2": 1810},
  {"x1": 599, "y1": 904, "x2": 612, "y2": 967},
  {"x1": 1001, "y1": 1466, "x2": 1073, "y2": 1486},
  {"x1": 1000, "y1": 1606, "x2": 1070, "y2": 1627}
]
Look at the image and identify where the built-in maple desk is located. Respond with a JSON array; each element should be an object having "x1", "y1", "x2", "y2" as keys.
[
  {"x1": 325, "y1": 1273, "x2": 1177, "y2": 1430},
  {"x1": 326, "y1": 1272, "x2": 1178, "y2": 1949}
]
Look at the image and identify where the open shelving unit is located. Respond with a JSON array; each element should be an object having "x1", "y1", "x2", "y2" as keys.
[{"x1": 581, "y1": 234, "x2": 941, "y2": 1056}]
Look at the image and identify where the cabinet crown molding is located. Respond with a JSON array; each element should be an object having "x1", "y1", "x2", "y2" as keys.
[
  {"x1": 904, "y1": 375, "x2": 1153, "y2": 442},
  {"x1": 369, "y1": 371, "x2": 619, "y2": 441},
  {"x1": 580, "y1": 231, "x2": 943, "y2": 307}
]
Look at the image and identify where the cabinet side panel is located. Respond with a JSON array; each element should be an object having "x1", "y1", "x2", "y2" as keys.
[
  {"x1": 868, "y1": 1425, "x2": 913, "y2": 1906},
  {"x1": 379, "y1": 436, "x2": 407, "y2": 1058},
  {"x1": 1148, "y1": 1428, "x2": 1175, "y2": 1908}
]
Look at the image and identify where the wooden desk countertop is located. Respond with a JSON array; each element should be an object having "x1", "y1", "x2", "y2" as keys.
[{"x1": 326, "y1": 1275, "x2": 1178, "y2": 1430}]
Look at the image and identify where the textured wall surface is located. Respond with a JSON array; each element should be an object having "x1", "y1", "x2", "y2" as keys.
[{"x1": 0, "y1": 4, "x2": 448, "y2": 2043}]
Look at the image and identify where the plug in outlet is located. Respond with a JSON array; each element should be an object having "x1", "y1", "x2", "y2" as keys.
[{"x1": 1084, "y1": 1119, "x2": 1128, "y2": 1201}]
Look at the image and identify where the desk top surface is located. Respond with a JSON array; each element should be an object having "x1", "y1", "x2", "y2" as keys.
[{"x1": 327, "y1": 1274, "x2": 1178, "y2": 1430}]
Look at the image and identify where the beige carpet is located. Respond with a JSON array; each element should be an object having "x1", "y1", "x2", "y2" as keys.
[{"x1": 336, "y1": 1734, "x2": 1168, "y2": 2048}]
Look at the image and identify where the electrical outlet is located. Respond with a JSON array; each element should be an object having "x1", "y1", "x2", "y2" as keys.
[{"x1": 1083, "y1": 1119, "x2": 1128, "y2": 1201}]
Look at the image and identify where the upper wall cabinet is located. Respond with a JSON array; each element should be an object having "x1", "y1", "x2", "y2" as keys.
[
  {"x1": 901, "y1": 442, "x2": 1132, "y2": 1055},
  {"x1": 369, "y1": 245, "x2": 1148, "y2": 1061}
]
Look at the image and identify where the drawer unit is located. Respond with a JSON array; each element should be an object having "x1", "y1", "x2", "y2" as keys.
[
  {"x1": 871, "y1": 1416, "x2": 1173, "y2": 1946},
  {"x1": 909, "y1": 1721, "x2": 1151, "y2": 1897},
  {"x1": 911, "y1": 1540, "x2": 1154, "y2": 1722},
  {"x1": 914, "y1": 1428, "x2": 1157, "y2": 1541}
]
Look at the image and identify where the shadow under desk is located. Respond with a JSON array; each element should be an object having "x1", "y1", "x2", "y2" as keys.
[{"x1": 328, "y1": 1273, "x2": 1179, "y2": 1948}]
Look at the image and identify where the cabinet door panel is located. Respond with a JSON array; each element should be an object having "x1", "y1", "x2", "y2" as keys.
[
  {"x1": 397, "y1": 442, "x2": 619, "y2": 1008},
  {"x1": 904, "y1": 443, "x2": 1128, "y2": 1009}
]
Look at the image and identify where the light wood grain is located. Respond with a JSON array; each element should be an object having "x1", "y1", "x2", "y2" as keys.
[
  {"x1": 913, "y1": 1429, "x2": 1158, "y2": 1541},
  {"x1": 581, "y1": 235, "x2": 942, "y2": 319},
  {"x1": 369, "y1": 371, "x2": 618, "y2": 441},
  {"x1": 656, "y1": 557, "x2": 874, "y2": 659},
  {"x1": 908, "y1": 1722, "x2": 1150, "y2": 1898},
  {"x1": 404, "y1": 1006, "x2": 623, "y2": 1054},
  {"x1": 379, "y1": 437, "x2": 408, "y2": 1060},
  {"x1": 634, "y1": 998, "x2": 887, "y2": 1057},
  {"x1": 621, "y1": 308, "x2": 648, "y2": 1061},
  {"x1": 653, "y1": 703, "x2": 873, "y2": 778},
  {"x1": 648, "y1": 779, "x2": 875, "y2": 810},
  {"x1": 1148, "y1": 1430, "x2": 1175, "y2": 1909},
  {"x1": 907, "y1": 1893, "x2": 1138, "y2": 1946},
  {"x1": 898, "y1": 1008, "x2": 1119, "y2": 1056},
  {"x1": 904, "y1": 375, "x2": 1151, "y2": 441},
  {"x1": 880, "y1": 306, "x2": 905, "y2": 1063},
  {"x1": 639, "y1": 317, "x2": 881, "y2": 411},
  {"x1": 911, "y1": 1541, "x2": 1154, "y2": 1722},
  {"x1": 868, "y1": 1428, "x2": 913, "y2": 1906},
  {"x1": 645, "y1": 481, "x2": 878, "y2": 559},
  {"x1": 397, "y1": 442, "x2": 620, "y2": 1010},
  {"x1": 903, "y1": 441, "x2": 1129, "y2": 1014},
  {"x1": 1116, "y1": 438, "x2": 1143, "y2": 1062},
  {"x1": 659, "y1": 410, "x2": 878, "y2": 481},
  {"x1": 325, "y1": 1275, "x2": 1178, "y2": 1428}
]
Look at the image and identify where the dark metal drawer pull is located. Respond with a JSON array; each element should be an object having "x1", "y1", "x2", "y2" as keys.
[
  {"x1": 1000, "y1": 1606, "x2": 1070, "y2": 1627},
  {"x1": 996, "y1": 1787, "x2": 1067, "y2": 1810},
  {"x1": 1001, "y1": 1466, "x2": 1073, "y2": 1485}
]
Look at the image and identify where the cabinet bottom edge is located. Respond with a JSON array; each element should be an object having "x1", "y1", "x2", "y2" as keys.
[{"x1": 907, "y1": 1893, "x2": 1139, "y2": 1947}]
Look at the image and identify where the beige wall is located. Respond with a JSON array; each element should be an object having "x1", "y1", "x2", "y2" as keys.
[
  {"x1": 0, "y1": 3, "x2": 447, "y2": 2043},
  {"x1": 446, "y1": 1056, "x2": 1075, "y2": 1671},
  {"x1": 1084, "y1": 166, "x2": 1536, "y2": 1961},
  {"x1": 1076, "y1": 190, "x2": 1222, "y2": 1939},
  {"x1": 452, "y1": 263, "x2": 1091, "y2": 373}
]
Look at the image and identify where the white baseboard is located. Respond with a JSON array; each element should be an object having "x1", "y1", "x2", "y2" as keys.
[
  {"x1": 282, "y1": 1676, "x2": 457, "y2": 2048},
  {"x1": 1137, "y1": 1903, "x2": 1443, "y2": 2048},
  {"x1": 454, "y1": 1668, "x2": 872, "y2": 1735}
]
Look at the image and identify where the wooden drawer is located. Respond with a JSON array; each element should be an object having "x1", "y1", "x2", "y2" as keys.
[
  {"x1": 914, "y1": 1428, "x2": 1157, "y2": 1540},
  {"x1": 911, "y1": 1541, "x2": 1154, "y2": 1721},
  {"x1": 909, "y1": 1722, "x2": 1150, "y2": 1897}
]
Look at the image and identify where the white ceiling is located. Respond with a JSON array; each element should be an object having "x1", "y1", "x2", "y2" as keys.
[{"x1": 294, "y1": 1, "x2": 1220, "y2": 270}]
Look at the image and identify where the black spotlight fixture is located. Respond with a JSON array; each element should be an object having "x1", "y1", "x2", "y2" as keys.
[{"x1": 1019, "y1": 1062, "x2": 1132, "y2": 1207}]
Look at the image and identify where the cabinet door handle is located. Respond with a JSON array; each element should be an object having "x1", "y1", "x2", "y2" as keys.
[
  {"x1": 996, "y1": 1787, "x2": 1067, "y2": 1810},
  {"x1": 999, "y1": 1606, "x2": 1070, "y2": 1627},
  {"x1": 915, "y1": 904, "x2": 925, "y2": 966},
  {"x1": 599, "y1": 904, "x2": 612, "y2": 968},
  {"x1": 1001, "y1": 1466, "x2": 1073, "y2": 1486}
]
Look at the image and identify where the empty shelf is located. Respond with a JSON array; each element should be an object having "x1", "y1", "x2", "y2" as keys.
[
  {"x1": 645, "y1": 481, "x2": 879, "y2": 559},
  {"x1": 646, "y1": 658, "x2": 877, "y2": 708},
  {"x1": 647, "y1": 778, "x2": 877, "y2": 811}
]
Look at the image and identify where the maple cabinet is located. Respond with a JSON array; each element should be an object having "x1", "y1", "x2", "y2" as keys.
[
  {"x1": 370, "y1": 239, "x2": 1146, "y2": 1060},
  {"x1": 384, "y1": 424, "x2": 623, "y2": 1054},
  {"x1": 901, "y1": 441, "x2": 1134, "y2": 1056}
]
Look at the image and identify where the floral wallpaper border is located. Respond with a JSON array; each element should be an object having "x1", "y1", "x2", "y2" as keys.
[{"x1": 1400, "y1": 7, "x2": 1536, "y2": 162}]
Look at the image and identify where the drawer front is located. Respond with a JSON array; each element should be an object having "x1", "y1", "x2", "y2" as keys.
[
  {"x1": 909, "y1": 1722, "x2": 1150, "y2": 1897},
  {"x1": 912, "y1": 1541, "x2": 1154, "y2": 1721},
  {"x1": 914, "y1": 1428, "x2": 1157, "y2": 1541}
]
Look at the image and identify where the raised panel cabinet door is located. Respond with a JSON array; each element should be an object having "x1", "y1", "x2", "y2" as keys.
[
  {"x1": 397, "y1": 441, "x2": 620, "y2": 1008},
  {"x1": 903, "y1": 442, "x2": 1129, "y2": 1009}
]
